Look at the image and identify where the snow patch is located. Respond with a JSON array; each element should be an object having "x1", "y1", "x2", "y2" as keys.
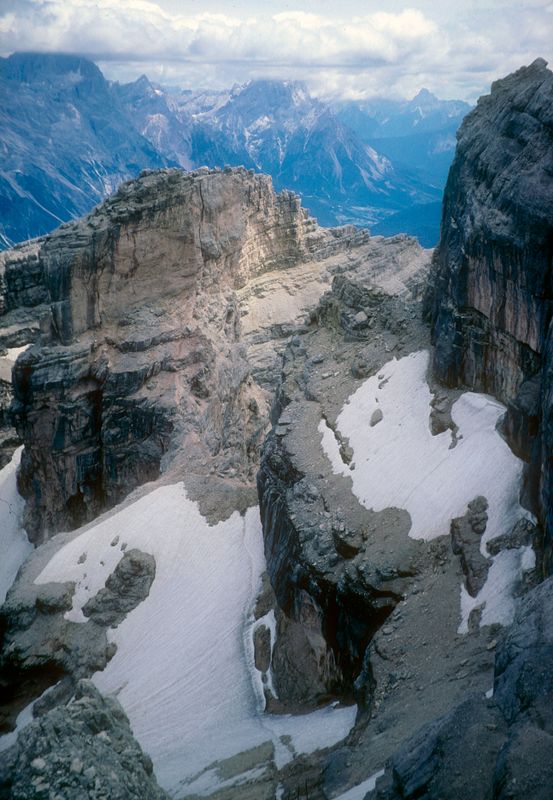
[
  {"x1": 320, "y1": 350, "x2": 532, "y2": 631},
  {"x1": 318, "y1": 418, "x2": 347, "y2": 473},
  {"x1": 35, "y1": 488, "x2": 355, "y2": 797},
  {"x1": 5, "y1": 345, "x2": 30, "y2": 361},
  {"x1": 458, "y1": 545, "x2": 535, "y2": 633},
  {"x1": 333, "y1": 769, "x2": 385, "y2": 800},
  {"x1": 0, "y1": 448, "x2": 32, "y2": 605},
  {"x1": 322, "y1": 350, "x2": 524, "y2": 542}
]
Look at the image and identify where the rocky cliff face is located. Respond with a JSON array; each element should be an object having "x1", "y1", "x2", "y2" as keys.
[
  {"x1": 0, "y1": 166, "x2": 429, "y2": 542},
  {"x1": 2, "y1": 167, "x2": 317, "y2": 539},
  {"x1": 425, "y1": 58, "x2": 553, "y2": 557},
  {"x1": 0, "y1": 166, "x2": 433, "y2": 798},
  {"x1": 426, "y1": 58, "x2": 553, "y2": 401},
  {"x1": 1, "y1": 59, "x2": 552, "y2": 800}
]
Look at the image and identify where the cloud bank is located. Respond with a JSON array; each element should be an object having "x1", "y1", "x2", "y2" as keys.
[{"x1": 0, "y1": 0, "x2": 551, "y2": 99}]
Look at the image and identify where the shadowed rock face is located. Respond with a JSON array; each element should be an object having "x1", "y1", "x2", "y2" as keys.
[
  {"x1": 424, "y1": 58, "x2": 553, "y2": 558},
  {"x1": 374, "y1": 577, "x2": 553, "y2": 800},
  {"x1": 426, "y1": 58, "x2": 553, "y2": 402}
]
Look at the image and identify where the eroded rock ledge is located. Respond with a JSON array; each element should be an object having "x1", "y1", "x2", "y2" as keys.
[{"x1": 0, "y1": 166, "x2": 430, "y2": 542}]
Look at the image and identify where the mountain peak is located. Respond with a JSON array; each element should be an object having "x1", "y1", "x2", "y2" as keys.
[
  {"x1": 410, "y1": 88, "x2": 438, "y2": 105},
  {"x1": 0, "y1": 52, "x2": 103, "y2": 84},
  {"x1": 237, "y1": 78, "x2": 310, "y2": 104}
]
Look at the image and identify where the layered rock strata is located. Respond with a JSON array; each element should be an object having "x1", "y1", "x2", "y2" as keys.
[
  {"x1": 0, "y1": 166, "x2": 429, "y2": 542},
  {"x1": 0, "y1": 167, "x2": 434, "y2": 798},
  {"x1": 426, "y1": 58, "x2": 553, "y2": 401},
  {"x1": 424, "y1": 58, "x2": 553, "y2": 558}
]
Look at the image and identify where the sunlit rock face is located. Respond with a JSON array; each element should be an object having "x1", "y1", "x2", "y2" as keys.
[
  {"x1": 0, "y1": 166, "x2": 430, "y2": 541},
  {"x1": 425, "y1": 58, "x2": 553, "y2": 559}
]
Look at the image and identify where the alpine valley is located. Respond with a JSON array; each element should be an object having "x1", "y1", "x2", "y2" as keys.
[
  {"x1": 0, "y1": 52, "x2": 470, "y2": 251},
  {"x1": 0, "y1": 51, "x2": 552, "y2": 800}
]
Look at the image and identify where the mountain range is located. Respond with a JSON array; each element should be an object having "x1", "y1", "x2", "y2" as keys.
[
  {"x1": 0, "y1": 52, "x2": 471, "y2": 249},
  {"x1": 0, "y1": 57, "x2": 551, "y2": 800}
]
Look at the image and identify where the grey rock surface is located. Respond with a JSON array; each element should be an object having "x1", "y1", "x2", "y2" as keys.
[
  {"x1": 82, "y1": 549, "x2": 155, "y2": 628},
  {"x1": 0, "y1": 679, "x2": 169, "y2": 799},
  {"x1": 372, "y1": 576, "x2": 553, "y2": 800},
  {"x1": 424, "y1": 58, "x2": 553, "y2": 563},
  {"x1": 426, "y1": 58, "x2": 553, "y2": 403},
  {"x1": 0, "y1": 543, "x2": 155, "y2": 734},
  {"x1": 450, "y1": 497, "x2": 490, "y2": 597}
]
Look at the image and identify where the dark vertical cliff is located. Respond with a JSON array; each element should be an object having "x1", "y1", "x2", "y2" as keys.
[{"x1": 425, "y1": 58, "x2": 553, "y2": 563}]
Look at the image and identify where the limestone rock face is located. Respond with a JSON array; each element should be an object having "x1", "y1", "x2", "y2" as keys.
[
  {"x1": 0, "y1": 166, "x2": 430, "y2": 541},
  {"x1": 424, "y1": 59, "x2": 553, "y2": 557},
  {"x1": 426, "y1": 58, "x2": 553, "y2": 402}
]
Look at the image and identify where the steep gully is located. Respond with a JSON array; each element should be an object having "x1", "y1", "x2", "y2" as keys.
[{"x1": 0, "y1": 58, "x2": 552, "y2": 800}]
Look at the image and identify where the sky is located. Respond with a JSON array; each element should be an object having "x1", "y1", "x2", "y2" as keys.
[{"x1": 0, "y1": 0, "x2": 551, "y2": 101}]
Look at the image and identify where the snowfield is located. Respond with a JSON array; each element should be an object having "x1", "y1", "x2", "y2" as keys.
[
  {"x1": 320, "y1": 350, "x2": 534, "y2": 631},
  {"x1": 35, "y1": 487, "x2": 355, "y2": 797},
  {"x1": 0, "y1": 448, "x2": 32, "y2": 604},
  {"x1": 1, "y1": 348, "x2": 536, "y2": 794}
]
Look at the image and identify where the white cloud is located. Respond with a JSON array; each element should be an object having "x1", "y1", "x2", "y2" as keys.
[{"x1": 0, "y1": 0, "x2": 550, "y2": 100}]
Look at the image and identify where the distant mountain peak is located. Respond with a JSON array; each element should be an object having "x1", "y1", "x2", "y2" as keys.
[
  {"x1": 411, "y1": 88, "x2": 438, "y2": 103},
  {"x1": 135, "y1": 74, "x2": 153, "y2": 88},
  {"x1": 1, "y1": 51, "x2": 103, "y2": 83}
]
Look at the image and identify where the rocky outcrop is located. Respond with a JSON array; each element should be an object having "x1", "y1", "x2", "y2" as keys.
[
  {"x1": 254, "y1": 264, "x2": 522, "y2": 800},
  {"x1": 426, "y1": 58, "x2": 553, "y2": 401},
  {"x1": 424, "y1": 58, "x2": 553, "y2": 559},
  {"x1": 0, "y1": 165, "x2": 434, "y2": 799},
  {"x1": 0, "y1": 166, "x2": 430, "y2": 541},
  {"x1": 0, "y1": 542, "x2": 155, "y2": 733},
  {"x1": 257, "y1": 281, "x2": 427, "y2": 708},
  {"x1": 0, "y1": 680, "x2": 169, "y2": 799},
  {"x1": 3, "y1": 167, "x2": 321, "y2": 539},
  {"x1": 373, "y1": 576, "x2": 553, "y2": 800}
]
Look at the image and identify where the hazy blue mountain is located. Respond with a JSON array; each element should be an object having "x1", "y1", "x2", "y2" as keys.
[
  {"x1": 0, "y1": 53, "x2": 169, "y2": 248},
  {"x1": 173, "y1": 79, "x2": 441, "y2": 228},
  {"x1": 332, "y1": 90, "x2": 471, "y2": 243},
  {"x1": 0, "y1": 54, "x2": 468, "y2": 249},
  {"x1": 114, "y1": 75, "x2": 194, "y2": 169},
  {"x1": 335, "y1": 92, "x2": 471, "y2": 186}
]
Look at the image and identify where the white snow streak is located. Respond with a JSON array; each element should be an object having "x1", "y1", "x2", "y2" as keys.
[
  {"x1": 320, "y1": 350, "x2": 534, "y2": 631},
  {"x1": 333, "y1": 769, "x2": 385, "y2": 800},
  {"x1": 0, "y1": 448, "x2": 32, "y2": 605},
  {"x1": 35, "y1": 487, "x2": 355, "y2": 797}
]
